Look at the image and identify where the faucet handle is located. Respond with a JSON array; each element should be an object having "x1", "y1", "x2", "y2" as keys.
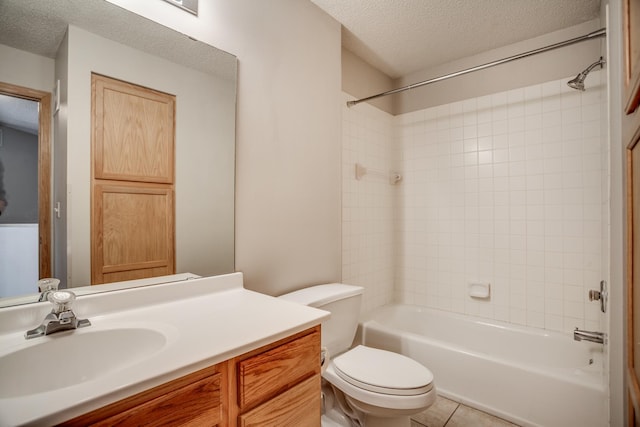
[
  {"x1": 38, "y1": 278, "x2": 60, "y2": 293},
  {"x1": 587, "y1": 280, "x2": 607, "y2": 313},
  {"x1": 48, "y1": 290, "x2": 76, "y2": 314}
]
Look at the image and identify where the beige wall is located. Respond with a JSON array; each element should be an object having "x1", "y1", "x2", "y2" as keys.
[
  {"x1": 0, "y1": 44, "x2": 54, "y2": 92},
  {"x1": 604, "y1": 0, "x2": 625, "y2": 425},
  {"x1": 342, "y1": 48, "x2": 394, "y2": 114},
  {"x1": 53, "y1": 34, "x2": 69, "y2": 286},
  {"x1": 106, "y1": 0, "x2": 343, "y2": 296}
]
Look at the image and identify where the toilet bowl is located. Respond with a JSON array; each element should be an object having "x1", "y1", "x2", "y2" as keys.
[
  {"x1": 279, "y1": 284, "x2": 436, "y2": 427},
  {"x1": 324, "y1": 346, "x2": 435, "y2": 426}
]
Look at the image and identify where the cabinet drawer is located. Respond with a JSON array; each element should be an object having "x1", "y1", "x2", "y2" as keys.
[
  {"x1": 237, "y1": 329, "x2": 320, "y2": 410},
  {"x1": 60, "y1": 365, "x2": 224, "y2": 427},
  {"x1": 238, "y1": 374, "x2": 321, "y2": 427},
  {"x1": 93, "y1": 373, "x2": 222, "y2": 427}
]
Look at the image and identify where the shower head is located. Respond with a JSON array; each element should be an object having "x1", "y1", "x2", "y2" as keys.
[
  {"x1": 567, "y1": 74, "x2": 587, "y2": 91},
  {"x1": 567, "y1": 57, "x2": 605, "y2": 91}
]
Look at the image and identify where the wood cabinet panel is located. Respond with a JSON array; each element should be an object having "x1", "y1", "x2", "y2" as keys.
[
  {"x1": 238, "y1": 375, "x2": 321, "y2": 427},
  {"x1": 93, "y1": 373, "x2": 221, "y2": 427},
  {"x1": 92, "y1": 182, "x2": 174, "y2": 284},
  {"x1": 60, "y1": 365, "x2": 223, "y2": 427},
  {"x1": 92, "y1": 73, "x2": 175, "y2": 183},
  {"x1": 237, "y1": 328, "x2": 320, "y2": 410}
]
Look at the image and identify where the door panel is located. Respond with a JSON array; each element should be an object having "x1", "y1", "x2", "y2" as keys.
[
  {"x1": 93, "y1": 74, "x2": 175, "y2": 183},
  {"x1": 92, "y1": 183, "x2": 174, "y2": 284},
  {"x1": 629, "y1": 141, "x2": 640, "y2": 422}
]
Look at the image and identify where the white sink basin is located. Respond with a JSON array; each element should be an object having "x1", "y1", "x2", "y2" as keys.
[{"x1": 0, "y1": 327, "x2": 167, "y2": 398}]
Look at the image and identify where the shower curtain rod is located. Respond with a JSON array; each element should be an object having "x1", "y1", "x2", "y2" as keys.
[{"x1": 346, "y1": 27, "x2": 606, "y2": 107}]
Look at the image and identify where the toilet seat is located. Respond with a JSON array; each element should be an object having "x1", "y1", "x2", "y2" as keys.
[{"x1": 332, "y1": 345, "x2": 433, "y2": 396}]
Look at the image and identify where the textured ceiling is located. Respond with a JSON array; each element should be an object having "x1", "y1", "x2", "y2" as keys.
[
  {"x1": 0, "y1": 0, "x2": 236, "y2": 80},
  {"x1": 311, "y1": 0, "x2": 601, "y2": 78}
]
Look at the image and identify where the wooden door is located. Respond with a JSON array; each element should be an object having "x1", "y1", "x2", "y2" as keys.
[
  {"x1": 91, "y1": 74, "x2": 175, "y2": 285},
  {"x1": 629, "y1": 140, "x2": 640, "y2": 426},
  {"x1": 625, "y1": 0, "x2": 640, "y2": 425}
]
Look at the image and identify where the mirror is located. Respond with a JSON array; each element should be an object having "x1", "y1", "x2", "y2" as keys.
[{"x1": 0, "y1": 0, "x2": 237, "y2": 306}]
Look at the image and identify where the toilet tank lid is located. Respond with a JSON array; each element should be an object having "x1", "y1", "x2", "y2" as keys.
[{"x1": 279, "y1": 284, "x2": 364, "y2": 307}]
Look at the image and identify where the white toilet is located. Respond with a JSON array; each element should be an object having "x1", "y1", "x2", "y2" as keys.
[{"x1": 280, "y1": 284, "x2": 436, "y2": 427}]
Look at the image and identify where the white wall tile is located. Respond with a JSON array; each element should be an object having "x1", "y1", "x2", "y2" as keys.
[
  {"x1": 342, "y1": 74, "x2": 606, "y2": 332},
  {"x1": 341, "y1": 93, "x2": 396, "y2": 313},
  {"x1": 392, "y1": 75, "x2": 606, "y2": 332}
]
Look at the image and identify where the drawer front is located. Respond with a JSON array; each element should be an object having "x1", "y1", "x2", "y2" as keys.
[
  {"x1": 92, "y1": 373, "x2": 222, "y2": 427},
  {"x1": 238, "y1": 374, "x2": 321, "y2": 427},
  {"x1": 238, "y1": 329, "x2": 320, "y2": 410}
]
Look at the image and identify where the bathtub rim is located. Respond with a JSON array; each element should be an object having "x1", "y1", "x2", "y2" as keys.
[
  {"x1": 358, "y1": 303, "x2": 608, "y2": 427},
  {"x1": 358, "y1": 303, "x2": 606, "y2": 391}
]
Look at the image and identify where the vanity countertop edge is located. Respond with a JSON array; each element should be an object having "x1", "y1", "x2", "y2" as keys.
[{"x1": 0, "y1": 272, "x2": 329, "y2": 427}]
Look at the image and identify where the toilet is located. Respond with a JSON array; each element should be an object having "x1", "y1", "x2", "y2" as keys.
[{"x1": 279, "y1": 284, "x2": 436, "y2": 427}]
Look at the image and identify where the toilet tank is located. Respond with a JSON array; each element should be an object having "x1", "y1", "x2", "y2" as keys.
[{"x1": 279, "y1": 284, "x2": 363, "y2": 357}]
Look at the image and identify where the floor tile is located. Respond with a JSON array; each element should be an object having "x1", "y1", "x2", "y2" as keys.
[
  {"x1": 446, "y1": 404, "x2": 519, "y2": 427},
  {"x1": 411, "y1": 395, "x2": 459, "y2": 427}
]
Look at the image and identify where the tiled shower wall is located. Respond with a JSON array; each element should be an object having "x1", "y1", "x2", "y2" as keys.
[
  {"x1": 342, "y1": 94, "x2": 396, "y2": 312},
  {"x1": 342, "y1": 71, "x2": 607, "y2": 332}
]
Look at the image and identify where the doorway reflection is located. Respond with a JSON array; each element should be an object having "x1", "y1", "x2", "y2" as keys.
[{"x1": 0, "y1": 94, "x2": 39, "y2": 297}]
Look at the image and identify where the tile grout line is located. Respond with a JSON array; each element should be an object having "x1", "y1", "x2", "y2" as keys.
[{"x1": 443, "y1": 403, "x2": 461, "y2": 427}]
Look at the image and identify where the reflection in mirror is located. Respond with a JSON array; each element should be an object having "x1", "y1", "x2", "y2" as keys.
[
  {"x1": 162, "y1": 0, "x2": 199, "y2": 16},
  {"x1": 0, "y1": 0, "x2": 237, "y2": 306},
  {"x1": 0, "y1": 95, "x2": 39, "y2": 297}
]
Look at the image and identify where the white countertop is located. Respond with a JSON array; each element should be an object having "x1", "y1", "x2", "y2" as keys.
[{"x1": 0, "y1": 273, "x2": 329, "y2": 426}]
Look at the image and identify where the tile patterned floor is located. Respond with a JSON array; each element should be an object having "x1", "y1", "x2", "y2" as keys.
[{"x1": 411, "y1": 396, "x2": 520, "y2": 427}]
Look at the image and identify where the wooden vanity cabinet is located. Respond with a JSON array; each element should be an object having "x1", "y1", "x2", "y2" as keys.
[
  {"x1": 59, "y1": 364, "x2": 225, "y2": 427},
  {"x1": 231, "y1": 325, "x2": 321, "y2": 427},
  {"x1": 58, "y1": 326, "x2": 321, "y2": 427}
]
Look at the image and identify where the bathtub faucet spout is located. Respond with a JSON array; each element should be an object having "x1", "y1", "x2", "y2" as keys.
[{"x1": 573, "y1": 328, "x2": 605, "y2": 344}]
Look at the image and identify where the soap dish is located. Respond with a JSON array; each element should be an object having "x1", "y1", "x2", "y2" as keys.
[{"x1": 469, "y1": 283, "x2": 490, "y2": 299}]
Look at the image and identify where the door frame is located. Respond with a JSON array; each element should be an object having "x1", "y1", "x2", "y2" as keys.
[
  {"x1": 0, "y1": 82, "x2": 52, "y2": 279},
  {"x1": 625, "y1": 0, "x2": 640, "y2": 424}
]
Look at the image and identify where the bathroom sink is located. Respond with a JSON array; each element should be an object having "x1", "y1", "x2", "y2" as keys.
[{"x1": 0, "y1": 327, "x2": 168, "y2": 398}]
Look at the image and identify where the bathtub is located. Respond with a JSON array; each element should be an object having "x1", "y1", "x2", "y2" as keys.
[{"x1": 358, "y1": 304, "x2": 607, "y2": 427}]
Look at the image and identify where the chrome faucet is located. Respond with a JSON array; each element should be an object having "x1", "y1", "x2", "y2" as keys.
[
  {"x1": 25, "y1": 290, "x2": 91, "y2": 339},
  {"x1": 573, "y1": 328, "x2": 605, "y2": 344}
]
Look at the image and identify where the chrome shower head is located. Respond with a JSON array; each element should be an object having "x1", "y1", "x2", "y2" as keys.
[
  {"x1": 567, "y1": 57, "x2": 605, "y2": 91},
  {"x1": 567, "y1": 74, "x2": 586, "y2": 91}
]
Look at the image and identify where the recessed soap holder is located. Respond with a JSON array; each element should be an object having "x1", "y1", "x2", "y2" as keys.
[{"x1": 469, "y1": 283, "x2": 491, "y2": 299}]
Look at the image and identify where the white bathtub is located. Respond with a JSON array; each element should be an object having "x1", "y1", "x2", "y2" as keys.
[{"x1": 359, "y1": 304, "x2": 607, "y2": 427}]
